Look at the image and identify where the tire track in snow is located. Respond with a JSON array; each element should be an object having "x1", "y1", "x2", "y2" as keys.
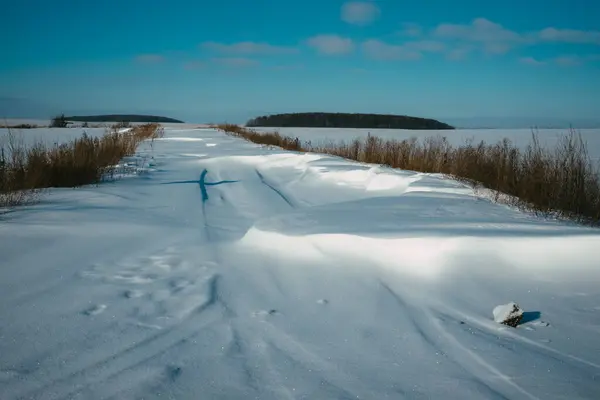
[
  {"x1": 434, "y1": 305, "x2": 600, "y2": 372},
  {"x1": 257, "y1": 321, "x2": 373, "y2": 399},
  {"x1": 379, "y1": 281, "x2": 539, "y2": 400},
  {"x1": 255, "y1": 168, "x2": 296, "y2": 208}
]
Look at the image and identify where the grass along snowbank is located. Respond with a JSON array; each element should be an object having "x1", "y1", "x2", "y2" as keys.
[
  {"x1": 0, "y1": 124, "x2": 163, "y2": 207},
  {"x1": 216, "y1": 124, "x2": 600, "y2": 226}
]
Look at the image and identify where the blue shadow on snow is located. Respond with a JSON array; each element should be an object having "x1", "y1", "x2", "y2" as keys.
[
  {"x1": 520, "y1": 311, "x2": 541, "y2": 325},
  {"x1": 161, "y1": 169, "x2": 239, "y2": 202}
]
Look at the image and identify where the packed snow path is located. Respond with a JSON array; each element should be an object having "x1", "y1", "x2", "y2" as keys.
[{"x1": 1, "y1": 127, "x2": 600, "y2": 400}]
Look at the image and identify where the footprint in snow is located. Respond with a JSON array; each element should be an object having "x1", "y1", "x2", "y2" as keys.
[{"x1": 83, "y1": 304, "x2": 107, "y2": 316}]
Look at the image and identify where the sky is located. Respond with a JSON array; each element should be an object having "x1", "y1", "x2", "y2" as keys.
[{"x1": 1, "y1": 0, "x2": 600, "y2": 126}]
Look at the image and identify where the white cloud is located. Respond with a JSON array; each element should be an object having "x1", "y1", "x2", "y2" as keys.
[
  {"x1": 362, "y1": 39, "x2": 421, "y2": 60},
  {"x1": 302, "y1": 17, "x2": 600, "y2": 65},
  {"x1": 306, "y1": 35, "x2": 355, "y2": 55},
  {"x1": 433, "y1": 18, "x2": 524, "y2": 54},
  {"x1": 429, "y1": 18, "x2": 600, "y2": 60},
  {"x1": 135, "y1": 54, "x2": 164, "y2": 63},
  {"x1": 538, "y1": 28, "x2": 600, "y2": 45},
  {"x1": 201, "y1": 41, "x2": 298, "y2": 55},
  {"x1": 434, "y1": 18, "x2": 521, "y2": 42},
  {"x1": 341, "y1": 1, "x2": 380, "y2": 26}
]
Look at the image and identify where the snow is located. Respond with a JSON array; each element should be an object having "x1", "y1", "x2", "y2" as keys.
[
  {"x1": 493, "y1": 302, "x2": 524, "y2": 326},
  {"x1": 253, "y1": 126, "x2": 600, "y2": 161},
  {"x1": 0, "y1": 127, "x2": 110, "y2": 148},
  {"x1": 1, "y1": 126, "x2": 600, "y2": 399}
]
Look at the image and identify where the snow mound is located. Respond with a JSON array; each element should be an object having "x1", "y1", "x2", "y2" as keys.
[{"x1": 2, "y1": 126, "x2": 600, "y2": 400}]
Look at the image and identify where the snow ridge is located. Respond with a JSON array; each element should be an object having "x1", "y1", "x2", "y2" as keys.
[{"x1": 1, "y1": 128, "x2": 599, "y2": 399}]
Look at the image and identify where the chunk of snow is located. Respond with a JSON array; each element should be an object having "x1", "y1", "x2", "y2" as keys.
[{"x1": 493, "y1": 302, "x2": 524, "y2": 327}]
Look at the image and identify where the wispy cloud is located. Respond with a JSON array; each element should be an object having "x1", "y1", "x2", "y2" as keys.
[
  {"x1": 341, "y1": 1, "x2": 380, "y2": 26},
  {"x1": 519, "y1": 56, "x2": 546, "y2": 66},
  {"x1": 429, "y1": 18, "x2": 600, "y2": 59},
  {"x1": 538, "y1": 28, "x2": 600, "y2": 44},
  {"x1": 399, "y1": 23, "x2": 422, "y2": 37},
  {"x1": 306, "y1": 17, "x2": 600, "y2": 64},
  {"x1": 519, "y1": 54, "x2": 599, "y2": 66},
  {"x1": 404, "y1": 40, "x2": 445, "y2": 53},
  {"x1": 358, "y1": 38, "x2": 443, "y2": 61},
  {"x1": 306, "y1": 35, "x2": 355, "y2": 55},
  {"x1": 135, "y1": 54, "x2": 165, "y2": 63},
  {"x1": 445, "y1": 46, "x2": 473, "y2": 61},
  {"x1": 201, "y1": 41, "x2": 298, "y2": 55},
  {"x1": 433, "y1": 18, "x2": 524, "y2": 54},
  {"x1": 211, "y1": 57, "x2": 259, "y2": 67},
  {"x1": 554, "y1": 55, "x2": 582, "y2": 66},
  {"x1": 362, "y1": 40, "x2": 421, "y2": 61}
]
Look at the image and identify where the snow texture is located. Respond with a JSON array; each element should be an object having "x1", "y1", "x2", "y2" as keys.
[{"x1": 1, "y1": 126, "x2": 600, "y2": 400}]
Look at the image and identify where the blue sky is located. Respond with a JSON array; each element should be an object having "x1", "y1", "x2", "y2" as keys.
[{"x1": 2, "y1": 0, "x2": 600, "y2": 125}]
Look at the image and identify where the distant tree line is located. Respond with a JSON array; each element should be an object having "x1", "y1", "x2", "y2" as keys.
[
  {"x1": 246, "y1": 112, "x2": 455, "y2": 130},
  {"x1": 64, "y1": 114, "x2": 184, "y2": 123}
]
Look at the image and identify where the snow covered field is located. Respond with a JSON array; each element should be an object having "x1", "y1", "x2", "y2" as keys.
[
  {"x1": 1, "y1": 126, "x2": 600, "y2": 399},
  {"x1": 0, "y1": 123, "x2": 204, "y2": 148},
  {"x1": 253, "y1": 127, "x2": 600, "y2": 161},
  {"x1": 0, "y1": 127, "x2": 111, "y2": 148}
]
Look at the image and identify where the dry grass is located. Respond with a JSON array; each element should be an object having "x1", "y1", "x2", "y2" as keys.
[
  {"x1": 5, "y1": 124, "x2": 39, "y2": 129},
  {"x1": 216, "y1": 124, "x2": 600, "y2": 226},
  {"x1": 0, "y1": 123, "x2": 163, "y2": 208}
]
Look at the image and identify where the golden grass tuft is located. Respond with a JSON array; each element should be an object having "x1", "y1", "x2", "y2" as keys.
[{"x1": 0, "y1": 123, "x2": 164, "y2": 207}]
